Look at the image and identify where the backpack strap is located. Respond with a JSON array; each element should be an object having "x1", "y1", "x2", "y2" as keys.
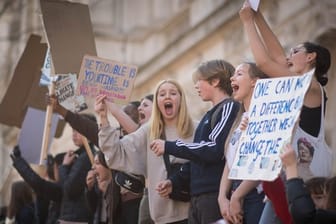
[
  {"x1": 160, "y1": 131, "x2": 172, "y2": 177},
  {"x1": 163, "y1": 153, "x2": 172, "y2": 177},
  {"x1": 210, "y1": 100, "x2": 225, "y2": 129}
]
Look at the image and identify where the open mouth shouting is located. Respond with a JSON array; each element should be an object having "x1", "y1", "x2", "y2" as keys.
[
  {"x1": 164, "y1": 102, "x2": 174, "y2": 116},
  {"x1": 139, "y1": 111, "x2": 146, "y2": 122},
  {"x1": 231, "y1": 84, "x2": 239, "y2": 95}
]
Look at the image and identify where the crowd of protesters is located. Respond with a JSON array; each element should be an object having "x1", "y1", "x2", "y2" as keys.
[{"x1": 3, "y1": 2, "x2": 335, "y2": 224}]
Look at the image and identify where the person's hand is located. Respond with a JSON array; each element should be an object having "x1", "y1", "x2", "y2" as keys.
[
  {"x1": 10, "y1": 145, "x2": 21, "y2": 161},
  {"x1": 156, "y1": 179, "x2": 172, "y2": 198},
  {"x1": 95, "y1": 94, "x2": 108, "y2": 117},
  {"x1": 238, "y1": 114, "x2": 249, "y2": 131},
  {"x1": 239, "y1": 1, "x2": 255, "y2": 23},
  {"x1": 280, "y1": 143, "x2": 299, "y2": 179},
  {"x1": 86, "y1": 169, "x2": 96, "y2": 190},
  {"x1": 229, "y1": 192, "x2": 243, "y2": 224},
  {"x1": 45, "y1": 94, "x2": 67, "y2": 117},
  {"x1": 219, "y1": 197, "x2": 234, "y2": 224},
  {"x1": 150, "y1": 139, "x2": 165, "y2": 156},
  {"x1": 62, "y1": 150, "x2": 78, "y2": 165},
  {"x1": 280, "y1": 143, "x2": 297, "y2": 168}
]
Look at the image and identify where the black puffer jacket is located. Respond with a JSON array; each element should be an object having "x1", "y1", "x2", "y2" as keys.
[
  {"x1": 286, "y1": 178, "x2": 336, "y2": 224},
  {"x1": 58, "y1": 145, "x2": 94, "y2": 222}
]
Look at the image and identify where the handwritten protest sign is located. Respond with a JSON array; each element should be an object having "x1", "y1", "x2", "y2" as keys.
[
  {"x1": 77, "y1": 55, "x2": 138, "y2": 104},
  {"x1": 229, "y1": 70, "x2": 314, "y2": 181},
  {"x1": 55, "y1": 74, "x2": 87, "y2": 112}
]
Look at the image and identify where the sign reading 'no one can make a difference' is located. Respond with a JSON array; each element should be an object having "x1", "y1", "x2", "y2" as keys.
[
  {"x1": 77, "y1": 55, "x2": 138, "y2": 104},
  {"x1": 229, "y1": 70, "x2": 314, "y2": 181}
]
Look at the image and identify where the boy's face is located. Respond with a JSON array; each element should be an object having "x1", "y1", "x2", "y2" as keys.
[
  {"x1": 311, "y1": 193, "x2": 327, "y2": 209},
  {"x1": 194, "y1": 78, "x2": 216, "y2": 102}
]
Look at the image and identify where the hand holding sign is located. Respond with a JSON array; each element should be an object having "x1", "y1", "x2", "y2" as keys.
[
  {"x1": 229, "y1": 71, "x2": 313, "y2": 181},
  {"x1": 94, "y1": 94, "x2": 108, "y2": 117},
  {"x1": 239, "y1": 1, "x2": 255, "y2": 23}
]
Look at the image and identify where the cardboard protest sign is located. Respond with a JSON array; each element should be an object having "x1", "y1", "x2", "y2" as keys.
[
  {"x1": 77, "y1": 55, "x2": 138, "y2": 104},
  {"x1": 229, "y1": 70, "x2": 314, "y2": 181},
  {"x1": 55, "y1": 74, "x2": 87, "y2": 112},
  {"x1": 40, "y1": 0, "x2": 97, "y2": 74},
  {"x1": 0, "y1": 34, "x2": 47, "y2": 127},
  {"x1": 18, "y1": 107, "x2": 59, "y2": 164}
]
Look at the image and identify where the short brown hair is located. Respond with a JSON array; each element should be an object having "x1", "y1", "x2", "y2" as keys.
[{"x1": 192, "y1": 59, "x2": 235, "y2": 95}]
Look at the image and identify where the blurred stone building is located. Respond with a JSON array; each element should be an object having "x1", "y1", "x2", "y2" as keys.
[{"x1": 0, "y1": 0, "x2": 335, "y2": 206}]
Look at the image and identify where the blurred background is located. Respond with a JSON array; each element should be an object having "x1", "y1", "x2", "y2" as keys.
[{"x1": 0, "y1": 0, "x2": 335, "y2": 207}]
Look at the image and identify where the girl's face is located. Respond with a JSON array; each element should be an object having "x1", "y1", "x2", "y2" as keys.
[
  {"x1": 156, "y1": 82, "x2": 181, "y2": 123},
  {"x1": 138, "y1": 98, "x2": 153, "y2": 125},
  {"x1": 194, "y1": 78, "x2": 215, "y2": 102},
  {"x1": 287, "y1": 44, "x2": 313, "y2": 75},
  {"x1": 230, "y1": 64, "x2": 255, "y2": 103},
  {"x1": 72, "y1": 129, "x2": 84, "y2": 147},
  {"x1": 92, "y1": 155, "x2": 109, "y2": 181}
]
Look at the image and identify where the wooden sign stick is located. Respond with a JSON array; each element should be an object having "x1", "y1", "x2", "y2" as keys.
[
  {"x1": 39, "y1": 81, "x2": 55, "y2": 165},
  {"x1": 81, "y1": 136, "x2": 94, "y2": 165}
]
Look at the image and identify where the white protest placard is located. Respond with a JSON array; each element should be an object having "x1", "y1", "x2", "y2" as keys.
[
  {"x1": 77, "y1": 55, "x2": 138, "y2": 104},
  {"x1": 18, "y1": 107, "x2": 59, "y2": 164},
  {"x1": 229, "y1": 70, "x2": 314, "y2": 181},
  {"x1": 248, "y1": 0, "x2": 260, "y2": 11},
  {"x1": 40, "y1": 48, "x2": 53, "y2": 86},
  {"x1": 55, "y1": 74, "x2": 87, "y2": 112}
]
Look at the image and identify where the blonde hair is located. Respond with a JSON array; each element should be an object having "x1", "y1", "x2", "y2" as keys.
[{"x1": 150, "y1": 79, "x2": 194, "y2": 140}]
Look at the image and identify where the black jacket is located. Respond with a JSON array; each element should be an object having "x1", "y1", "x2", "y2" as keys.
[
  {"x1": 12, "y1": 154, "x2": 62, "y2": 224},
  {"x1": 286, "y1": 178, "x2": 336, "y2": 224},
  {"x1": 166, "y1": 98, "x2": 240, "y2": 196},
  {"x1": 58, "y1": 145, "x2": 94, "y2": 222}
]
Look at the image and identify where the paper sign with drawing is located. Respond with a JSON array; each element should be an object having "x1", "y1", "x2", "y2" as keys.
[
  {"x1": 229, "y1": 70, "x2": 314, "y2": 181},
  {"x1": 55, "y1": 74, "x2": 87, "y2": 112},
  {"x1": 77, "y1": 55, "x2": 138, "y2": 104}
]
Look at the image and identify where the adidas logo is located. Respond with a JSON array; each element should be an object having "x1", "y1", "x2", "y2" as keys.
[{"x1": 124, "y1": 179, "x2": 132, "y2": 189}]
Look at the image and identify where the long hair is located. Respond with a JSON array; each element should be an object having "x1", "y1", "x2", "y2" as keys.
[
  {"x1": 7, "y1": 181, "x2": 34, "y2": 219},
  {"x1": 303, "y1": 42, "x2": 330, "y2": 86},
  {"x1": 150, "y1": 79, "x2": 194, "y2": 140},
  {"x1": 95, "y1": 150, "x2": 108, "y2": 168},
  {"x1": 224, "y1": 62, "x2": 268, "y2": 155}
]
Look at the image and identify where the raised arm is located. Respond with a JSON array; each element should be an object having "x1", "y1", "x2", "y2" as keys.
[
  {"x1": 95, "y1": 94, "x2": 139, "y2": 133},
  {"x1": 254, "y1": 10, "x2": 287, "y2": 64},
  {"x1": 239, "y1": 2, "x2": 290, "y2": 77},
  {"x1": 47, "y1": 94, "x2": 99, "y2": 146},
  {"x1": 10, "y1": 146, "x2": 62, "y2": 202},
  {"x1": 106, "y1": 101, "x2": 139, "y2": 133}
]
